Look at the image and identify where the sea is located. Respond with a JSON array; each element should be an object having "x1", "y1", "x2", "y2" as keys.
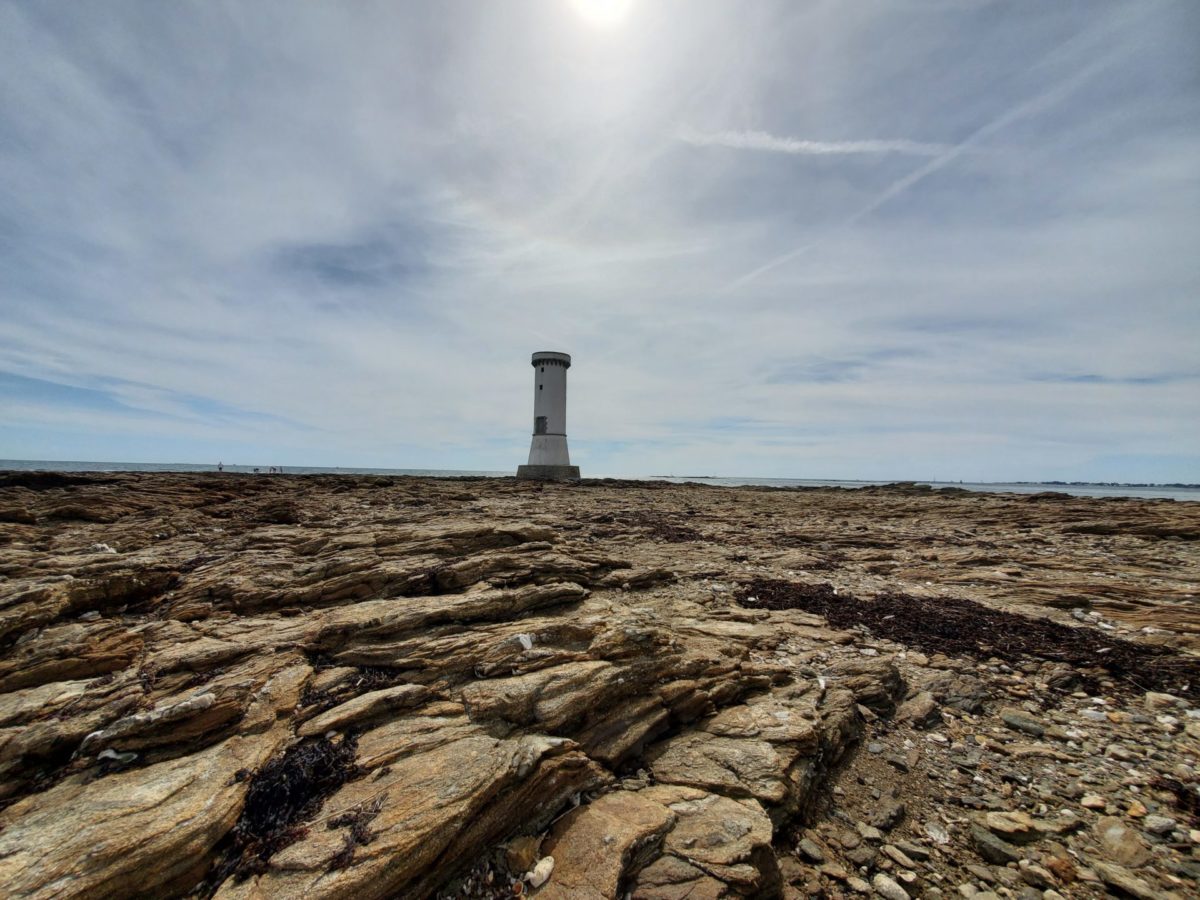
[{"x1": 1, "y1": 460, "x2": 1197, "y2": 502}]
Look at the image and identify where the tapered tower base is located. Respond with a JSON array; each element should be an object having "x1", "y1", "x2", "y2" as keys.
[{"x1": 516, "y1": 465, "x2": 581, "y2": 481}]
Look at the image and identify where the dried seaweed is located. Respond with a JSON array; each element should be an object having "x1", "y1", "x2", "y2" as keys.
[
  {"x1": 199, "y1": 734, "x2": 362, "y2": 887},
  {"x1": 326, "y1": 793, "x2": 387, "y2": 871},
  {"x1": 595, "y1": 509, "x2": 704, "y2": 543},
  {"x1": 736, "y1": 579, "x2": 1200, "y2": 701}
]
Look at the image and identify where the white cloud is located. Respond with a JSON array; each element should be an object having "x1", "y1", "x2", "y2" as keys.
[{"x1": 676, "y1": 126, "x2": 952, "y2": 157}]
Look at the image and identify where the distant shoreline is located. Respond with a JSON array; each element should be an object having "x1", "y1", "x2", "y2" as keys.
[
  {"x1": 1, "y1": 460, "x2": 1197, "y2": 502},
  {"x1": 2, "y1": 461, "x2": 1194, "y2": 490}
]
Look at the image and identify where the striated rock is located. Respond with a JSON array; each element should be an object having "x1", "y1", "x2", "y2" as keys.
[
  {"x1": 633, "y1": 784, "x2": 780, "y2": 897},
  {"x1": 539, "y1": 790, "x2": 675, "y2": 898},
  {"x1": 0, "y1": 661, "x2": 308, "y2": 898},
  {"x1": 0, "y1": 621, "x2": 143, "y2": 693},
  {"x1": 0, "y1": 472, "x2": 1197, "y2": 899},
  {"x1": 297, "y1": 684, "x2": 430, "y2": 737},
  {"x1": 647, "y1": 731, "x2": 802, "y2": 810},
  {"x1": 228, "y1": 732, "x2": 608, "y2": 899}
]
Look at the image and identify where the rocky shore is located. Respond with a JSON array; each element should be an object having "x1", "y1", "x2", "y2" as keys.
[{"x1": 0, "y1": 471, "x2": 1197, "y2": 899}]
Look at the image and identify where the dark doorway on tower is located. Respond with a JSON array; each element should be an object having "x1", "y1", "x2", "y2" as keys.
[{"x1": 534, "y1": 416, "x2": 548, "y2": 434}]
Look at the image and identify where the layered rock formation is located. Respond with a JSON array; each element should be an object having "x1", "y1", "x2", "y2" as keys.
[{"x1": 0, "y1": 472, "x2": 1197, "y2": 898}]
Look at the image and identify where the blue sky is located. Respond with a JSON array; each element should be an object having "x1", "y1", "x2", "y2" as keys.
[{"x1": 1, "y1": 0, "x2": 1198, "y2": 481}]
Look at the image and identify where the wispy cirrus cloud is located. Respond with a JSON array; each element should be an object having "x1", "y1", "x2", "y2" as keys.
[
  {"x1": 677, "y1": 126, "x2": 952, "y2": 158},
  {"x1": 0, "y1": 0, "x2": 1197, "y2": 482}
]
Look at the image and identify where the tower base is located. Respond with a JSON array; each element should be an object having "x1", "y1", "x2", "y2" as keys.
[{"x1": 516, "y1": 465, "x2": 581, "y2": 481}]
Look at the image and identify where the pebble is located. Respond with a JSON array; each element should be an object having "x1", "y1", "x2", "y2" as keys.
[
  {"x1": 1144, "y1": 691, "x2": 1182, "y2": 709},
  {"x1": 971, "y1": 826, "x2": 1022, "y2": 865},
  {"x1": 1000, "y1": 708, "x2": 1045, "y2": 738},
  {"x1": 895, "y1": 840, "x2": 930, "y2": 861},
  {"x1": 797, "y1": 837, "x2": 825, "y2": 863},
  {"x1": 871, "y1": 872, "x2": 909, "y2": 900},
  {"x1": 1091, "y1": 861, "x2": 1161, "y2": 900},
  {"x1": 1142, "y1": 814, "x2": 1176, "y2": 835},
  {"x1": 857, "y1": 822, "x2": 884, "y2": 842},
  {"x1": 882, "y1": 844, "x2": 916, "y2": 869}
]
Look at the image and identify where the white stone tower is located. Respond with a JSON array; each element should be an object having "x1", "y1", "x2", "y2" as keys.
[{"x1": 516, "y1": 351, "x2": 580, "y2": 480}]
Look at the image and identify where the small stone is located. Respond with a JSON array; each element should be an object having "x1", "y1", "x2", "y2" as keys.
[
  {"x1": 1044, "y1": 855, "x2": 1076, "y2": 884},
  {"x1": 1018, "y1": 863, "x2": 1054, "y2": 889},
  {"x1": 1091, "y1": 861, "x2": 1160, "y2": 900},
  {"x1": 983, "y1": 811, "x2": 1040, "y2": 845},
  {"x1": 820, "y1": 862, "x2": 849, "y2": 881},
  {"x1": 503, "y1": 835, "x2": 541, "y2": 874},
  {"x1": 895, "y1": 840, "x2": 930, "y2": 861},
  {"x1": 882, "y1": 844, "x2": 916, "y2": 868},
  {"x1": 857, "y1": 822, "x2": 884, "y2": 842},
  {"x1": 885, "y1": 754, "x2": 909, "y2": 773},
  {"x1": 1144, "y1": 691, "x2": 1182, "y2": 709},
  {"x1": 837, "y1": 829, "x2": 863, "y2": 850},
  {"x1": 870, "y1": 799, "x2": 906, "y2": 832},
  {"x1": 797, "y1": 837, "x2": 825, "y2": 863},
  {"x1": 971, "y1": 826, "x2": 1022, "y2": 865},
  {"x1": 1080, "y1": 793, "x2": 1106, "y2": 810},
  {"x1": 847, "y1": 875, "x2": 873, "y2": 894},
  {"x1": 895, "y1": 691, "x2": 939, "y2": 728},
  {"x1": 871, "y1": 872, "x2": 910, "y2": 900},
  {"x1": 846, "y1": 846, "x2": 878, "y2": 868},
  {"x1": 1125, "y1": 799, "x2": 1148, "y2": 818},
  {"x1": 1142, "y1": 815, "x2": 1175, "y2": 835},
  {"x1": 868, "y1": 742, "x2": 884, "y2": 754},
  {"x1": 1000, "y1": 708, "x2": 1045, "y2": 738}
]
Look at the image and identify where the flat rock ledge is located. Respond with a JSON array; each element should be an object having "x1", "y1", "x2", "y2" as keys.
[{"x1": 0, "y1": 472, "x2": 1198, "y2": 899}]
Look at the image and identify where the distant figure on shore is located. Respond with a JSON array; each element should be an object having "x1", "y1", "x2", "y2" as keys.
[{"x1": 218, "y1": 461, "x2": 223, "y2": 472}]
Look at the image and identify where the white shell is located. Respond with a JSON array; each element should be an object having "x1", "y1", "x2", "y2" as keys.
[{"x1": 526, "y1": 856, "x2": 554, "y2": 889}]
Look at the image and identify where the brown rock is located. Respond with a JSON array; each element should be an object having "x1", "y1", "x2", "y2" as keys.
[
  {"x1": 539, "y1": 790, "x2": 675, "y2": 899},
  {"x1": 1093, "y1": 816, "x2": 1152, "y2": 868}
]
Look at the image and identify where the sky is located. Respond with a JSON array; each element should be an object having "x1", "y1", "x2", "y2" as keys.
[{"x1": 1, "y1": 0, "x2": 1198, "y2": 482}]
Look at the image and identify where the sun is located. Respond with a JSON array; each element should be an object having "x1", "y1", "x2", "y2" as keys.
[{"x1": 570, "y1": 0, "x2": 634, "y2": 29}]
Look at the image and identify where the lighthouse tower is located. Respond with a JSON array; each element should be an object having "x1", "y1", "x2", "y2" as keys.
[{"x1": 516, "y1": 351, "x2": 580, "y2": 480}]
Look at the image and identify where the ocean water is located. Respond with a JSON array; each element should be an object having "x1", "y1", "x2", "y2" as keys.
[{"x1": 1, "y1": 460, "x2": 1197, "y2": 502}]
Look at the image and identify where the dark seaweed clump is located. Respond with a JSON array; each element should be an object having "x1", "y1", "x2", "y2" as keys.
[
  {"x1": 736, "y1": 579, "x2": 1200, "y2": 702},
  {"x1": 198, "y1": 734, "x2": 361, "y2": 891}
]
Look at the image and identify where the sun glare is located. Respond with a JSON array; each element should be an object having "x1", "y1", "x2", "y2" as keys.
[{"x1": 570, "y1": 0, "x2": 634, "y2": 29}]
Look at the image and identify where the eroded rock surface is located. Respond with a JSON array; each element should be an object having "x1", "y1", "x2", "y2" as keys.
[{"x1": 0, "y1": 472, "x2": 1197, "y2": 899}]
